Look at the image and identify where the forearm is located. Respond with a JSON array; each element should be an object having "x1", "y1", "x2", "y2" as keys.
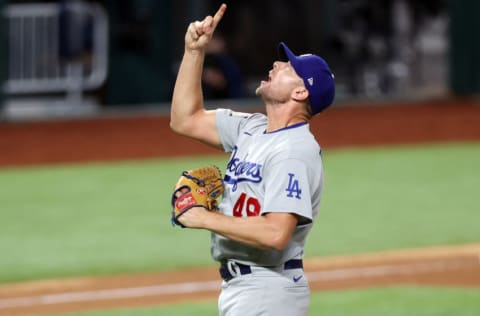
[
  {"x1": 169, "y1": 4, "x2": 226, "y2": 145},
  {"x1": 202, "y1": 211, "x2": 296, "y2": 251},
  {"x1": 170, "y1": 50, "x2": 205, "y2": 132}
]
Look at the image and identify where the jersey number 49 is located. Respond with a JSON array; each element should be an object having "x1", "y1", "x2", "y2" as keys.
[{"x1": 233, "y1": 192, "x2": 260, "y2": 217}]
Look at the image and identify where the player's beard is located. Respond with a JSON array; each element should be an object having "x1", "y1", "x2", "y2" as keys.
[
  {"x1": 256, "y1": 83, "x2": 272, "y2": 105},
  {"x1": 256, "y1": 82, "x2": 290, "y2": 106},
  {"x1": 255, "y1": 80, "x2": 279, "y2": 103},
  {"x1": 255, "y1": 81, "x2": 266, "y2": 97}
]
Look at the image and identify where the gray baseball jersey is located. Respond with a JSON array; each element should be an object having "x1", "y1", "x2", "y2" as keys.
[{"x1": 212, "y1": 108, "x2": 324, "y2": 266}]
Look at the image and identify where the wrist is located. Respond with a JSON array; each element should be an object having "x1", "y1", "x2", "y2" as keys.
[
  {"x1": 184, "y1": 47, "x2": 206, "y2": 57},
  {"x1": 200, "y1": 208, "x2": 217, "y2": 230}
]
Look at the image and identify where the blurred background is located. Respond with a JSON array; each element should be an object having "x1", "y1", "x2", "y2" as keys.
[
  {"x1": 0, "y1": 2, "x2": 479, "y2": 315},
  {"x1": 0, "y1": 0, "x2": 479, "y2": 120}
]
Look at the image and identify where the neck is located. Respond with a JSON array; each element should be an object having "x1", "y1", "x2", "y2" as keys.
[{"x1": 265, "y1": 102, "x2": 308, "y2": 132}]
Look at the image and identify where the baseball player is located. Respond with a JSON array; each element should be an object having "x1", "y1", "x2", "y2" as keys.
[{"x1": 170, "y1": 3, "x2": 335, "y2": 315}]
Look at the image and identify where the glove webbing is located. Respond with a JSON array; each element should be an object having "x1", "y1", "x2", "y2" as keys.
[{"x1": 182, "y1": 171, "x2": 206, "y2": 186}]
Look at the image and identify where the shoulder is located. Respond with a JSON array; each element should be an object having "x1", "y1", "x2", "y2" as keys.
[
  {"x1": 216, "y1": 108, "x2": 267, "y2": 130},
  {"x1": 269, "y1": 124, "x2": 321, "y2": 162},
  {"x1": 246, "y1": 113, "x2": 268, "y2": 127}
]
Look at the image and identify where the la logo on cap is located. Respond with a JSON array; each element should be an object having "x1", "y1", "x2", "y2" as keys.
[{"x1": 307, "y1": 77, "x2": 314, "y2": 86}]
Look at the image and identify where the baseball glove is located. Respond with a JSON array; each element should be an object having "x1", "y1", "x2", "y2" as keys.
[{"x1": 171, "y1": 165, "x2": 224, "y2": 227}]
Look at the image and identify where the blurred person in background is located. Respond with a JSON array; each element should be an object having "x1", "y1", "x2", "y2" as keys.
[
  {"x1": 202, "y1": 32, "x2": 245, "y2": 99},
  {"x1": 58, "y1": 0, "x2": 93, "y2": 61}
]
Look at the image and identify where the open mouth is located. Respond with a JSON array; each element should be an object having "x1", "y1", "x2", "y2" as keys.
[{"x1": 259, "y1": 72, "x2": 272, "y2": 86}]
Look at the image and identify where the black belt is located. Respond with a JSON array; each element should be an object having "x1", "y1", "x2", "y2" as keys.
[{"x1": 219, "y1": 259, "x2": 303, "y2": 282}]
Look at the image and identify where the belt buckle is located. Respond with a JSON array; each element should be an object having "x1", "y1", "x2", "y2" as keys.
[{"x1": 227, "y1": 261, "x2": 241, "y2": 278}]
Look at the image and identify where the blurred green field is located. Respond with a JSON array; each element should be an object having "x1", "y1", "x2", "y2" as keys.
[
  {"x1": 0, "y1": 142, "x2": 479, "y2": 283},
  {"x1": 52, "y1": 287, "x2": 480, "y2": 316}
]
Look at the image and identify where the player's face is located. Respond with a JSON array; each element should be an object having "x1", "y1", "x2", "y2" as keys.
[{"x1": 256, "y1": 61, "x2": 304, "y2": 104}]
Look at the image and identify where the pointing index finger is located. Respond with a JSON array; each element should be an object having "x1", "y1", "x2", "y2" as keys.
[{"x1": 212, "y1": 3, "x2": 227, "y2": 27}]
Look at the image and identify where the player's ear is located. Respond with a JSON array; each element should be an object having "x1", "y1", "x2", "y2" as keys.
[{"x1": 291, "y1": 86, "x2": 309, "y2": 103}]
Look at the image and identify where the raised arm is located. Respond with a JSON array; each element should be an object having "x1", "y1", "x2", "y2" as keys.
[{"x1": 170, "y1": 4, "x2": 227, "y2": 149}]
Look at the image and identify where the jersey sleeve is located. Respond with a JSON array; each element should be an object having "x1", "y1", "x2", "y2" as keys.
[
  {"x1": 215, "y1": 108, "x2": 251, "y2": 152},
  {"x1": 262, "y1": 158, "x2": 316, "y2": 225}
]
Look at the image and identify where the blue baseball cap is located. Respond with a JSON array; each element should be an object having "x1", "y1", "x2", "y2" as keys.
[{"x1": 278, "y1": 42, "x2": 335, "y2": 115}]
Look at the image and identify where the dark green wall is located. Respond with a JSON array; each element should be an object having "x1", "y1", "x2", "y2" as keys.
[
  {"x1": 449, "y1": 0, "x2": 480, "y2": 95},
  {"x1": 0, "y1": 0, "x2": 6, "y2": 106},
  {"x1": 103, "y1": 0, "x2": 174, "y2": 105}
]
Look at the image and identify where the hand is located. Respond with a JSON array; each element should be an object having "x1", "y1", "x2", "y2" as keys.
[
  {"x1": 176, "y1": 206, "x2": 210, "y2": 228},
  {"x1": 185, "y1": 3, "x2": 227, "y2": 52}
]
